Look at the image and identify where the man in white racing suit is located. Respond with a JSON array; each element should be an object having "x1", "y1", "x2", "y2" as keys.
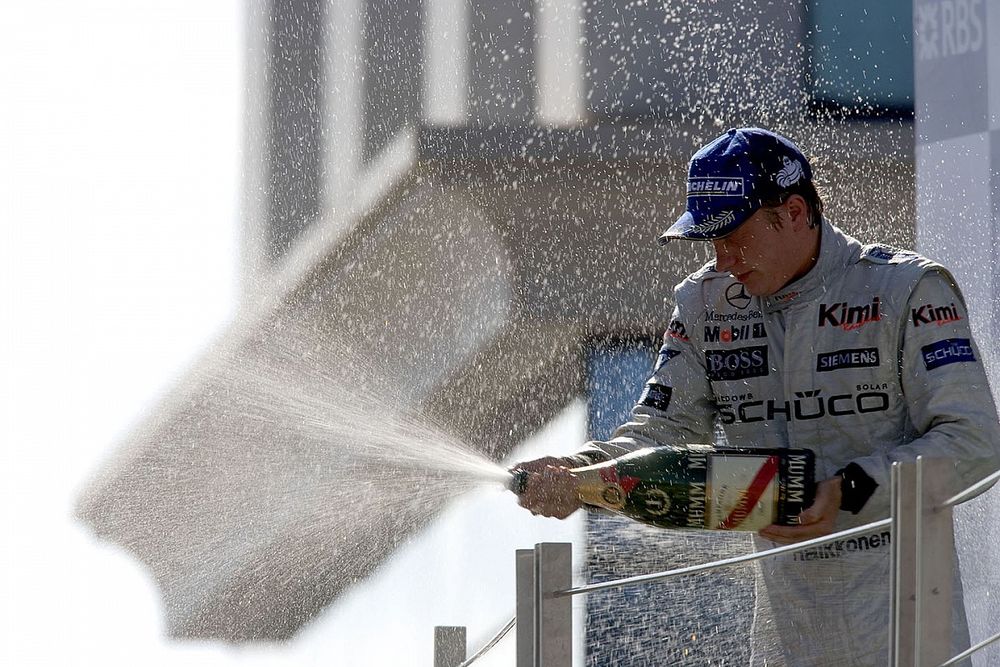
[{"x1": 516, "y1": 127, "x2": 1000, "y2": 665}]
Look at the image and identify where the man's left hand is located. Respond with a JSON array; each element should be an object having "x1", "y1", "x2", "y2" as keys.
[{"x1": 758, "y1": 477, "x2": 842, "y2": 544}]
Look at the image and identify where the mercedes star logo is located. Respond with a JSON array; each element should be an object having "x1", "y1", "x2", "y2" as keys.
[{"x1": 726, "y1": 282, "x2": 752, "y2": 309}]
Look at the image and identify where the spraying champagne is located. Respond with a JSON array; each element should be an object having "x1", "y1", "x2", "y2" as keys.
[{"x1": 510, "y1": 445, "x2": 815, "y2": 531}]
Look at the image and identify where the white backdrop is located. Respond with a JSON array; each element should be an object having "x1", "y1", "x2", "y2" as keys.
[{"x1": 914, "y1": 0, "x2": 1000, "y2": 662}]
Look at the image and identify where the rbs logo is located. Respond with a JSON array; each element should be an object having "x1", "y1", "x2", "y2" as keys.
[
  {"x1": 705, "y1": 346, "x2": 769, "y2": 381},
  {"x1": 915, "y1": 0, "x2": 984, "y2": 61}
]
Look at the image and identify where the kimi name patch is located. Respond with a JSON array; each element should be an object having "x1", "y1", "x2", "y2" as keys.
[
  {"x1": 816, "y1": 348, "x2": 881, "y2": 372},
  {"x1": 922, "y1": 338, "x2": 975, "y2": 371}
]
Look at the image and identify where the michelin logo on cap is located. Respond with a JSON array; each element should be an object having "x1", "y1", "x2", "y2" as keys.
[
  {"x1": 687, "y1": 177, "x2": 744, "y2": 197},
  {"x1": 775, "y1": 156, "x2": 804, "y2": 188},
  {"x1": 658, "y1": 127, "x2": 813, "y2": 245}
]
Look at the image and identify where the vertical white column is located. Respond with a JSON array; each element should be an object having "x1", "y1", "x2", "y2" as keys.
[
  {"x1": 434, "y1": 626, "x2": 467, "y2": 667},
  {"x1": 988, "y1": 0, "x2": 1000, "y2": 359},
  {"x1": 988, "y1": 0, "x2": 1000, "y2": 130},
  {"x1": 914, "y1": 457, "x2": 955, "y2": 667},
  {"x1": 534, "y1": 542, "x2": 572, "y2": 667},
  {"x1": 239, "y1": 0, "x2": 274, "y2": 294},
  {"x1": 516, "y1": 548, "x2": 536, "y2": 667},
  {"x1": 322, "y1": 0, "x2": 363, "y2": 213},
  {"x1": 914, "y1": 2, "x2": 1000, "y2": 662},
  {"x1": 892, "y1": 461, "x2": 918, "y2": 667},
  {"x1": 424, "y1": 0, "x2": 469, "y2": 126},
  {"x1": 534, "y1": 0, "x2": 584, "y2": 126}
]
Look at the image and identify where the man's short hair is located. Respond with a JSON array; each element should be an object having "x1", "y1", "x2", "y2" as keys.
[{"x1": 762, "y1": 179, "x2": 825, "y2": 228}]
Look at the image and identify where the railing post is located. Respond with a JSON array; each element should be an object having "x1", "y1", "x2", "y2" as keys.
[
  {"x1": 534, "y1": 542, "x2": 572, "y2": 667},
  {"x1": 516, "y1": 548, "x2": 536, "y2": 667},
  {"x1": 915, "y1": 457, "x2": 954, "y2": 666},
  {"x1": 434, "y1": 626, "x2": 466, "y2": 667},
  {"x1": 892, "y1": 458, "x2": 957, "y2": 667},
  {"x1": 892, "y1": 461, "x2": 918, "y2": 667}
]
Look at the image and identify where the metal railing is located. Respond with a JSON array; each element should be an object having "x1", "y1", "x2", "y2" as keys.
[{"x1": 433, "y1": 458, "x2": 1000, "y2": 667}]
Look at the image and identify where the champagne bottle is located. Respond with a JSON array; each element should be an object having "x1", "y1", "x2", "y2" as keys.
[{"x1": 511, "y1": 445, "x2": 815, "y2": 531}]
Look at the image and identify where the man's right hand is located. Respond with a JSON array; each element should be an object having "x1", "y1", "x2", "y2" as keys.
[{"x1": 511, "y1": 456, "x2": 584, "y2": 519}]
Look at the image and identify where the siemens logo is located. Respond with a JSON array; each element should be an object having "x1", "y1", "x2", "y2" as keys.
[
  {"x1": 816, "y1": 348, "x2": 881, "y2": 372},
  {"x1": 922, "y1": 338, "x2": 975, "y2": 371},
  {"x1": 705, "y1": 346, "x2": 768, "y2": 381}
]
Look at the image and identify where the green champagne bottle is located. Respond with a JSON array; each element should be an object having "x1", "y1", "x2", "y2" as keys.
[{"x1": 512, "y1": 445, "x2": 815, "y2": 531}]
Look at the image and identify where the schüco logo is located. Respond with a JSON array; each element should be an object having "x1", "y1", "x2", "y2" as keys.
[
  {"x1": 922, "y1": 338, "x2": 975, "y2": 371},
  {"x1": 704, "y1": 323, "x2": 766, "y2": 344},
  {"x1": 718, "y1": 386, "x2": 891, "y2": 425},
  {"x1": 705, "y1": 345, "x2": 768, "y2": 382},
  {"x1": 818, "y1": 297, "x2": 882, "y2": 331}
]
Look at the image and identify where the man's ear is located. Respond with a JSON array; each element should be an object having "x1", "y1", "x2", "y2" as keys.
[{"x1": 785, "y1": 194, "x2": 809, "y2": 230}]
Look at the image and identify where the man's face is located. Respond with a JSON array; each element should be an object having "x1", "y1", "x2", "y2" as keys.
[{"x1": 710, "y1": 206, "x2": 806, "y2": 297}]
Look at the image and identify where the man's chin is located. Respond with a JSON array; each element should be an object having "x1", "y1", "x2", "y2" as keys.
[{"x1": 736, "y1": 274, "x2": 767, "y2": 296}]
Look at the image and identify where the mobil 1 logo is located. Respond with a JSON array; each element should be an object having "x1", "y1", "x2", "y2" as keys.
[
  {"x1": 704, "y1": 322, "x2": 766, "y2": 344},
  {"x1": 705, "y1": 345, "x2": 769, "y2": 382}
]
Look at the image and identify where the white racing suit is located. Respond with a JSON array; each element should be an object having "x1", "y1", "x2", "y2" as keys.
[{"x1": 576, "y1": 219, "x2": 1000, "y2": 665}]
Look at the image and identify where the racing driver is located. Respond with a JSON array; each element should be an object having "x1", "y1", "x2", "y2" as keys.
[{"x1": 515, "y1": 127, "x2": 1000, "y2": 665}]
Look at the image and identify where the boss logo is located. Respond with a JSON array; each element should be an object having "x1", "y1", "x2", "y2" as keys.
[{"x1": 705, "y1": 346, "x2": 768, "y2": 381}]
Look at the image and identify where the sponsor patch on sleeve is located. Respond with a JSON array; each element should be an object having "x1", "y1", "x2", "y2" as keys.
[
  {"x1": 860, "y1": 244, "x2": 916, "y2": 264},
  {"x1": 921, "y1": 338, "x2": 976, "y2": 371},
  {"x1": 665, "y1": 319, "x2": 690, "y2": 343},
  {"x1": 654, "y1": 347, "x2": 682, "y2": 371},
  {"x1": 638, "y1": 382, "x2": 673, "y2": 412}
]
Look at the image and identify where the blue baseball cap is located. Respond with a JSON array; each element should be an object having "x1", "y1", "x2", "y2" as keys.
[{"x1": 658, "y1": 128, "x2": 813, "y2": 244}]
